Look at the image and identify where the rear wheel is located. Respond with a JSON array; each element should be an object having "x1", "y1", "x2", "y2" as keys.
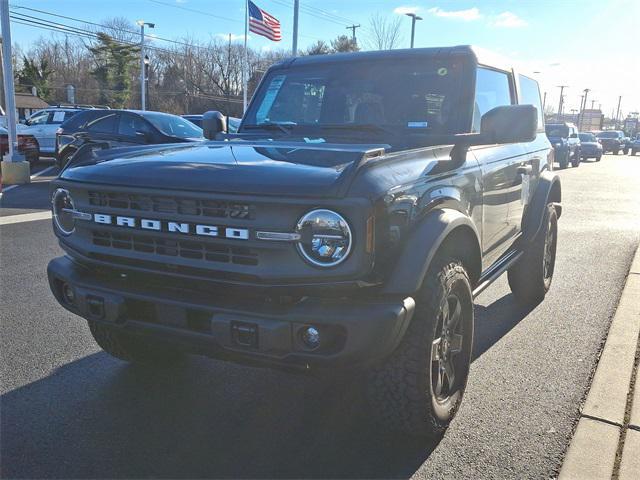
[
  {"x1": 508, "y1": 204, "x2": 558, "y2": 305},
  {"x1": 632, "y1": 150, "x2": 637, "y2": 156},
  {"x1": 367, "y1": 259, "x2": 474, "y2": 437},
  {"x1": 89, "y1": 321, "x2": 185, "y2": 365}
]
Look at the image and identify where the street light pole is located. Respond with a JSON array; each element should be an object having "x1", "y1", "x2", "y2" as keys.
[
  {"x1": 292, "y1": 0, "x2": 299, "y2": 56},
  {"x1": 405, "y1": 13, "x2": 422, "y2": 48},
  {"x1": 137, "y1": 20, "x2": 154, "y2": 111}
]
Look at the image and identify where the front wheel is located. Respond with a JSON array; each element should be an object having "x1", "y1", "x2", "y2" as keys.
[
  {"x1": 632, "y1": 150, "x2": 637, "y2": 156},
  {"x1": 596, "y1": 155, "x2": 602, "y2": 161},
  {"x1": 367, "y1": 259, "x2": 474, "y2": 437},
  {"x1": 571, "y1": 150, "x2": 580, "y2": 167},
  {"x1": 508, "y1": 204, "x2": 558, "y2": 305},
  {"x1": 613, "y1": 149, "x2": 619, "y2": 155}
]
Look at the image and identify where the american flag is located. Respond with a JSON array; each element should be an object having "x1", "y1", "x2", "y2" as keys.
[{"x1": 248, "y1": 1, "x2": 282, "y2": 42}]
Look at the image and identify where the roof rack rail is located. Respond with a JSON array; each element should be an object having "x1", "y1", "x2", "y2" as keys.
[{"x1": 51, "y1": 103, "x2": 111, "y2": 110}]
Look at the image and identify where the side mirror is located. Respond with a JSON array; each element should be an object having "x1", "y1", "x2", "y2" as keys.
[
  {"x1": 480, "y1": 105, "x2": 538, "y2": 144},
  {"x1": 569, "y1": 133, "x2": 578, "y2": 138},
  {"x1": 202, "y1": 111, "x2": 227, "y2": 140}
]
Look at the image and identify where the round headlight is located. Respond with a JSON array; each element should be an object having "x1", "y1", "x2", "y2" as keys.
[
  {"x1": 52, "y1": 188, "x2": 76, "y2": 235},
  {"x1": 295, "y1": 209, "x2": 352, "y2": 267}
]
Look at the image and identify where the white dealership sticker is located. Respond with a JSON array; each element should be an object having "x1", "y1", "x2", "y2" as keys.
[{"x1": 407, "y1": 121, "x2": 428, "y2": 128}]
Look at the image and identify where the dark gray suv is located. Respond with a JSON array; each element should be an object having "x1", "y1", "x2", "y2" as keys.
[{"x1": 48, "y1": 46, "x2": 560, "y2": 437}]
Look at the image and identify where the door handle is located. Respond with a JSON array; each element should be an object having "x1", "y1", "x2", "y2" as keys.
[{"x1": 517, "y1": 165, "x2": 532, "y2": 175}]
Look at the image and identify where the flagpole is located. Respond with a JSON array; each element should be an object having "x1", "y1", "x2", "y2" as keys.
[{"x1": 243, "y1": 0, "x2": 248, "y2": 113}]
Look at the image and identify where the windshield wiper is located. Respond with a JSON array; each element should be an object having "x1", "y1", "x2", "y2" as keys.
[{"x1": 242, "y1": 122, "x2": 295, "y2": 135}]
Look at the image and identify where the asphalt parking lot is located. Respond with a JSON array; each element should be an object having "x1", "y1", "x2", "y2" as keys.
[{"x1": 1, "y1": 154, "x2": 639, "y2": 479}]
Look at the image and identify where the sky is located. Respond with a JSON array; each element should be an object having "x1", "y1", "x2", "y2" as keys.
[{"x1": 6, "y1": 0, "x2": 640, "y2": 118}]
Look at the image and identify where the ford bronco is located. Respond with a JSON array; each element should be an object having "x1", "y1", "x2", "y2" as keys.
[{"x1": 48, "y1": 46, "x2": 561, "y2": 437}]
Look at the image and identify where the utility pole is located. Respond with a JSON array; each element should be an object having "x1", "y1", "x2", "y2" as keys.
[
  {"x1": 615, "y1": 95, "x2": 622, "y2": 129},
  {"x1": 556, "y1": 85, "x2": 568, "y2": 121},
  {"x1": 578, "y1": 95, "x2": 584, "y2": 129},
  {"x1": 346, "y1": 24, "x2": 360, "y2": 46},
  {"x1": 579, "y1": 88, "x2": 590, "y2": 130},
  {"x1": 226, "y1": 33, "x2": 231, "y2": 117},
  {"x1": 1, "y1": 0, "x2": 30, "y2": 184},
  {"x1": 591, "y1": 99, "x2": 597, "y2": 110},
  {"x1": 137, "y1": 20, "x2": 155, "y2": 111},
  {"x1": 405, "y1": 13, "x2": 422, "y2": 48},
  {"x1": 542, "y1": 91, "x2": 547, "y2": 113},
  {"x1": 292, "y1": 0, "x2": 299, "y2": 56}
]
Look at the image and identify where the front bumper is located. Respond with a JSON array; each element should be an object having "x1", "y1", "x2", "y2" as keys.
[{"x1": 48, "y1": 256, "x2": 415, "y2": 370}]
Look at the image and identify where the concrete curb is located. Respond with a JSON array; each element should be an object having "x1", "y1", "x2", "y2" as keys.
[{"x1": 559, "y1": 244, "x2": 640, "y2": 480}]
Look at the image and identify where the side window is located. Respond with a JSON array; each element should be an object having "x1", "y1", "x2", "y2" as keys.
[
  {"x1": 27, "y1": 111, "x2": 49, "y2": 126},
  {"x1": 472, "y1": 68, "x2": 513, "y2": 133},
  {"x1": 86, "y1": 113, "x2": 118, "y2": 134},
  {"x1": 518, "y1": 74, "x2": 544, "y2": 131},
  {"x1": 118, "y1": 114, "x2": 152, "y2": 137}
]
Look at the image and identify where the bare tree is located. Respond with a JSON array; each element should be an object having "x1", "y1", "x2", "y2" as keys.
[{"x1": 365, "y1": 13, "x2": 404, "y2": 51}]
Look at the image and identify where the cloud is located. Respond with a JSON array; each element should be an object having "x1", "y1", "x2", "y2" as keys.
[
  {"x1": 491, "y1": 12, "x2": 527, "y2": 28},
  {"x1": 216, "y1": 33, "x2": 250, "y2": 42},
  {"x1": 393, "y1": 6, "x2": 421, "y2": 15},
  {"x1": 426, "y1": 7, "x2": 482, "y2": 21}
]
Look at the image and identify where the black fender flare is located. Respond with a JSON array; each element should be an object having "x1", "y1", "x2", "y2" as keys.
[
  {"x1": 382, "y1": 208, "x2": 481, "y2": 296},
  {"x1": 522, "y1": 171, "x2": 562, "y2": 243}
]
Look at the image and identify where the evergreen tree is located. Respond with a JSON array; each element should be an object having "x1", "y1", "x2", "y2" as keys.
[
  {"x1": 17, "y1": 57, "x2": 54, "y2": 100},
  {"x1": 89, "y1": 33, "x2": 139, "y2": 108}
]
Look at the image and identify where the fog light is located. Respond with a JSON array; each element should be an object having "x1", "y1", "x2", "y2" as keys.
[
  {"x1": 301, "y1": 326, "x2": 320, "y2": 350},
  {"x1": 61, "y1": 282, "x2": 75, "y2": 305}
]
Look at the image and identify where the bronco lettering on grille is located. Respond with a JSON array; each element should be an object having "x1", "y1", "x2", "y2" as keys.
[{"x1": 88, "y1": 213, "x2": 249, "y2": 240}]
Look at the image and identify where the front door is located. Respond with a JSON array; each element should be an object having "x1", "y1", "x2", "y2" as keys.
[{"x1": 472, "y1": 67, "x2": 525, "y2": 268}]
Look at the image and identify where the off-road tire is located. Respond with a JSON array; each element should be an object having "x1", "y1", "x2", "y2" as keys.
[
  {"x1": 571, "y1": 149, "x2": 580, "y2": 167},
  {"x1": 613, "y1": 149, "x2": 619, "y2": 155},
  {"x1": 366, "y1": 259, "x2": 474, "y2": 437},
  {"x1": 596, "y1": 155, "x2": 602, "y2": 161},
  {"x1": 508, "y1": 204, "x2": 558, "y2": 305},
  {"x1": 632, "y1": 150, "x2": 637, "y2": 156},
  {"x1": 88, "y1": 321, "x2": 185, "y2": 364}
]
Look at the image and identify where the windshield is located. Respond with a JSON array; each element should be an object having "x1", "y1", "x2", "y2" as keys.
[
  {"x1": 243, "y1": 58, "x2": 468, "y2": 140},
  {"x1": 579, "y1": 133, "x2": 596, "y2": 142},
  {"x1": 596, "y1": 131, "x2": 619, "y2": 139},
  {"x1": 142, "y1": 112, "x2": 203, "y2": 139},
  {"x1": 545, "y1": 125, "x2": 569, "y2": 137}
]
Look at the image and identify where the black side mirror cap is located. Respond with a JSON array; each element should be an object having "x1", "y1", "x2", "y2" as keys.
[
  {"x1": 480, "y1": 104, "x2": 538, "y2": 144},
  {"x1": 202, "y1": 111, "x2": 227, "y2": 140}
]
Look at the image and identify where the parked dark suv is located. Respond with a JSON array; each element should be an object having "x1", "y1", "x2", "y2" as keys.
[
  {"x1": 56, "y1": 110, "x2": 204, "y2": 168},
  {"x1": 578, "y1": 132, "x2": 603, "y2": 161},
  {"x1": 596, "y1": 130, "x2": 625, "y2": 154},
  {"x1": 545, "y1": 122, "x2": 581, "y2": 168},
  {"x1": 48, "y1": 46, "x2": 561, "y2": 437}
]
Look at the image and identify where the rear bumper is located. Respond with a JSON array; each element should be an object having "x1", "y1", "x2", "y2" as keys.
[{"x1": 47, "y1": 256, "x2": 415, "y2": 370}]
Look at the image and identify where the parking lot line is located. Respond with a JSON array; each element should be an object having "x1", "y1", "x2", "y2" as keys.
[
  {"x1": 0, "y1": 211, "x2": 52, "y2": 225},
  {"x1": 2, "y1": 165, "x2": 56, "y2": 194}
]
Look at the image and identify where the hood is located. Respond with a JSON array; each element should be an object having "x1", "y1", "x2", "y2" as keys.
[{"x1": 60, "y1": 140, "x2": 388, "y2": 198}]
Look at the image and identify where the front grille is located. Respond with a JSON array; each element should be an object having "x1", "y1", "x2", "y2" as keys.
[
  {"x1": 88, "y1": 191, "x2": 254, "y2": 220},
  {"x1": 92, "y1": 230, "x2": 259, "y2": 266}
]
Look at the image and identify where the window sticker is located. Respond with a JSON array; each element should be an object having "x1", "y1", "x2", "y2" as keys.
[
  {"x1": 437, "y1": 67, "x2": 448, "y2": 76},
  {"x1": 407, "y1": 121, "x2": 428, "y2": 128},
  {"x1": 256, "y1": 75, "x2": 286, "y2": 124},
  {"x1": 303, "y1": 137, "x2": 326, "y2": 143},
  {"x1": 52, "y1": 111, "x2": 66, "y2": 122}
]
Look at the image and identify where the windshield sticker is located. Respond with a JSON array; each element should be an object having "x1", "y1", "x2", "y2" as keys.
[
  {"x1": 303, "y1": 137, "x2": 326, "y2": 143},
  {"x1": 52, "y1": 111, "x2": 66, "y2": 122},
  {"x1": 256, "y1": 75, "x2": 286, "y2": 124},
  {"x1": 437, "y1": 67, "x2": 448, "y2": 76},
  {"x1": 408, "y1": 121, "x2": 428, "y2": 128}
]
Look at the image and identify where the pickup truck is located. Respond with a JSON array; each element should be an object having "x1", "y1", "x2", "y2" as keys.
[{"x1": 47, "y1": 46, "x2": 561, "y2": 437}]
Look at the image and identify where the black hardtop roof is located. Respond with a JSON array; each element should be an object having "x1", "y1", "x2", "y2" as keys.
[{"x1": 272, "y1": 45, "x2": 513, "y2": 72}]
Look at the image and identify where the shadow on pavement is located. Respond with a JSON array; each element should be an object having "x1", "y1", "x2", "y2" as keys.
[{"x1": 1, "y1": 292, "x2": 534, "y2": 479}]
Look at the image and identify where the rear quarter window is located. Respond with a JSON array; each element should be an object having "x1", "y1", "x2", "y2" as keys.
[{"x1": 472, "y1": 67, "x2": 513, "y2": 133}]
